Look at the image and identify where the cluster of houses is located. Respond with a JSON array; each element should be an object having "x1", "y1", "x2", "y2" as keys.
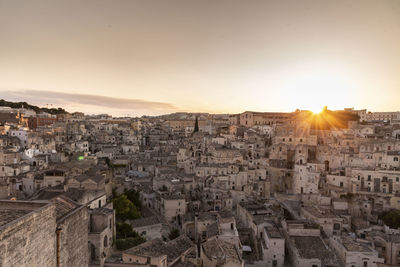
[{"x1": 1, "y1": 106, "x2": 400, "y2": 267}]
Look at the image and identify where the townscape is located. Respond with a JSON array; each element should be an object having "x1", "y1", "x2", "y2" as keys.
[{"x1": 1, "y1": 103, "x2": 400, "y2": 267}]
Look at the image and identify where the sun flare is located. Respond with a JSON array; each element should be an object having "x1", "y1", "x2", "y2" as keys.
[{"x1": 310, "y1": 106, "x2": 325, "y2": 115}]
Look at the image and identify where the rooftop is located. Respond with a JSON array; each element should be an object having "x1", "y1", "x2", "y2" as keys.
[
  {"x1": 292, "y1": 236, "x2": 336, "y2": 265},
  {"x1": 340, "y1": 236, "x2": 373, "y2": 252},
  {"x1": 206, "y1": 222, "x2": 219, "y2": 238},
  {"x1": 265, "y1": 224, "x2": 283, "y2": 239},
  {"x1": 302, "y1": 205, "x2": 338, "y2": 218},
  {"x1": 124, "y1": 235, "x2": 193, "y2": 263},
  {"x1": 0, "y1": 200, "x2": 50, "y2": 229},
  {"x1": 201, "y1": 238, "x2": 241, "y2": 265},
  {"x1": 0, "y1": 209, "x2": 31, "y2": 228},
  {"x1": 52, "y1": 196, "x2": 80, "y2": 221},
  {"x1": 130, "y1": 216, "x2": 161, "y2": 228}
]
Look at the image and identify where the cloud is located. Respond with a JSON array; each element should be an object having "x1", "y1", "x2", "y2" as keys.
[{"x1": 1, "y1": 89, "x2": 177, "y2": 113}]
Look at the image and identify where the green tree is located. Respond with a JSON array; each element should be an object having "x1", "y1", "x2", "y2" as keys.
[
  {"x1": 382, "y1": 210, "x2": 400, "y2": 229},
  {"x1": 113, "y1": 195, "x2": 141, "y2": 220},
  {"x1": 116, "y1": 222, "x2": 135, "y2": 239},
  {"x1": 168, "y1": 228, "x2": 180, "y2": 240},
  {"x1": 124, "y1": 189, "x2": 142, "y2": 211},
  {"x1": 193, "y1": 116, "x2": 199, "y2": 133}
]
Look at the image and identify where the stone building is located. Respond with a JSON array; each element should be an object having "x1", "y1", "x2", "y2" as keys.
[
  {"x1": 53, "y1": 196, "x2": 89, "y2": 267},
  {"x1": 3, "y1": 197, "x2": 90, "y2": 267},
  {"x1": 282, "y1": 220, "x2": 339, "y2": 267},
  {"x1": 0, "y1": 200, "x2": 57, "y2": 267},
  {"x1": 261, "y1": 224, "x2": 285, "y2": 267},
  {"x1": 157, "y1": 194, "x2": 187, "y2": 224},
  {"x1": 230, "y1": 111, "x2": 293, "y2": 127},
  {"x1": 89, "y1": 208, "x2": 115, "y2": 266},
  {"x1": 328, "y1": 235, "x2": 384, "y2": 267}
]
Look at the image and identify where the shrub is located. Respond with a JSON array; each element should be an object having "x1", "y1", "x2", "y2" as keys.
[
  {"x1": 382, "y1": 210, "x2": 400, "y2": 229},
  {"x1": 168, "y1": 228, "x2": 180, "y2": 240}
]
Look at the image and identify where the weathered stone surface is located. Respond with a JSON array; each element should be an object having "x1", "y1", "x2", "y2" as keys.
[
  {"x1": 0, "y1": 202, "x2": 57, "y2": 267},
  {"x1": 58, "y1": 205, "x2": 89, "y2": 267}
]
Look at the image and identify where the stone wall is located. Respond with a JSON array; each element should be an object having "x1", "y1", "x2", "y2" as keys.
[
  {"x1": 58, "y1": 205, "x2": 89, "y2": 267},
  {"x1": 0, "y1": 202, "x2": 57, "y2": 267}
]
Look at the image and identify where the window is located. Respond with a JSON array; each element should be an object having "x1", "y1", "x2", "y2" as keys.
[
  {"x1": 104, "y1": 235, "x2": 108, "y2": 247},
  {"x1": 90, "y1": 244, "x2": 96, "y2": 260},
  {"x1": 394, "y1": 157, "x2": 399, "y2": 162}
]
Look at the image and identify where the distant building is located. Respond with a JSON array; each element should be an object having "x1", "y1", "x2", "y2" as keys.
[{"x1": 230, "y1": 111, "x2": 293, "y2": 127}]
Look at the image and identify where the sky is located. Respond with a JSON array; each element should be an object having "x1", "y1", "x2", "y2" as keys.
[{"x1": 1, "y1": 0, "x2": 400, "y2": 116}]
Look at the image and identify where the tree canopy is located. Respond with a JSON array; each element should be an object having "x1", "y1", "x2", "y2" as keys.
[
  {"x1": 382, "y1": 209, "x2": 400, "y2": 229},
  {"x1": 113, "y1": 194, "x2": 141, "y2": 220},
  {"x1": 193, "y1": 116, "x2": 199, "y2": 133},
  {"x1": 0, "y1": 99, "x2": 68, "y2": 114},
  {"x1": 124, "y1": 188, "x2": 142, "y2": 211}
]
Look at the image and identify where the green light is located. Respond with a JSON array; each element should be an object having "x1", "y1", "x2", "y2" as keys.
[{"x1": 78, "y1": 156, "x2": 84, "y2": 161}]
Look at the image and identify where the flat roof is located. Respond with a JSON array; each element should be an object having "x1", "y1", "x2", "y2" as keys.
[
  {"x1": 265, "y1": 224, "x2": 283, "y2": 239},
  {"x1": 341, "y1": 236, "x2": 373, "y2": 252},
  {"x1": 202, "y1": 238, "x2": 241, "y2": 264},
  {"x1": 292, "y1": 236, "x2": 336, "y2": 265}
]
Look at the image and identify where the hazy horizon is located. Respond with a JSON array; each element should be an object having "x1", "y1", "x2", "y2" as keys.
[{"x1": 1, "y1": 0, "x2": 400, "y2": 116}]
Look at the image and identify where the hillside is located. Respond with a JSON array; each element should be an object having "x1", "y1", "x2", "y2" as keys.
[{"x1": 0, "y1": 99, "x2": 68, "y2": 115}]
